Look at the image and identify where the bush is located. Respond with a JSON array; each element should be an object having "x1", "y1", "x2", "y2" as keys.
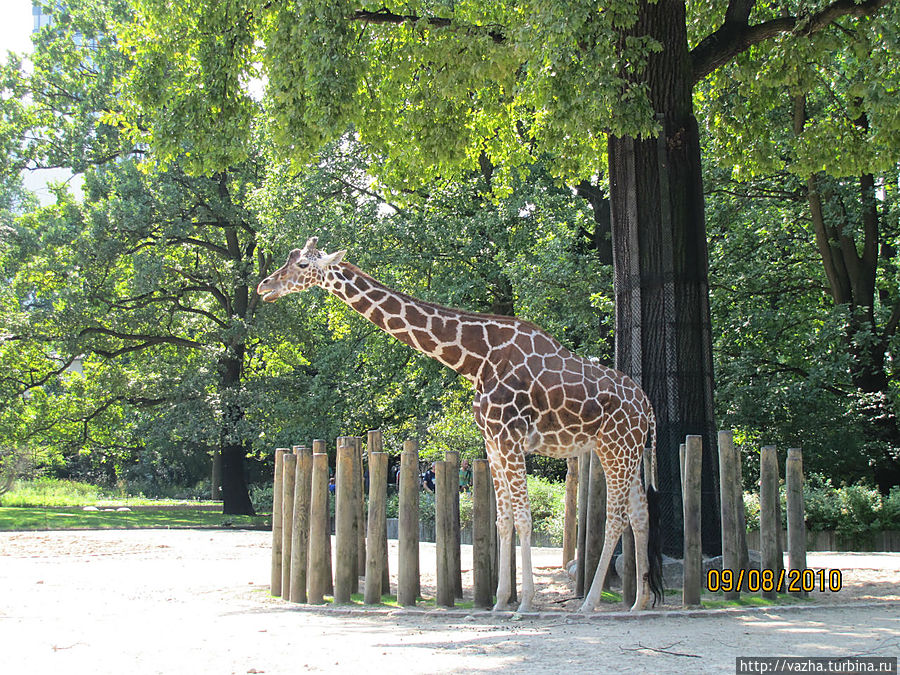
[
  {"x1": 836, "y1": 484, "x2": 882, "y2": 536},
  {"x1": 382, "y1": 474, "x2": 565, "y2": 544},
  {"x1": 250, "y1": 483, "x2": 274, "y2": 514},
  {"x1": 882, "y1": 487, "x2": 900, "y2": 529},
  {"x1": 743, "y1": 474, "x2": 900, "y2": 537},
  {"x1": 3, "y1": 477, "x2": 106, "y2": 507},
  {"x1": 527, "y1": 474, "x2": 566, "y2": 546},
  {"x1": 802, "y1": 474, "x2": 842, "y2": 531}
]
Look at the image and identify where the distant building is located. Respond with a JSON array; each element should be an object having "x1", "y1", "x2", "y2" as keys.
[
  {"x1": 21, "y1": 2, "x2": 85, "y2": 206},
  {"x1": 32, "y1": 4, "x2": 52, "y2": 31}
]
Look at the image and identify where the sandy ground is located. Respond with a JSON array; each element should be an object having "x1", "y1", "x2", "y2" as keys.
[{"x1": 1, "y1": 529, "x2": 898, "y2": 674}]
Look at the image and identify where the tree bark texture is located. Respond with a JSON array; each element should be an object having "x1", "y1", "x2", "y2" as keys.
[
  {"x1": 608, "y1": 0, "x2": 720, "y2": 554},
  {"x1": 219, "y1": 349, "x2": 255, "y2": 515}
]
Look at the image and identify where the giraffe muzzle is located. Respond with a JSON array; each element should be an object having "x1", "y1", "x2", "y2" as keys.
[{"x1": 256, "y1": 276, "x2": 282, "y2": 302}]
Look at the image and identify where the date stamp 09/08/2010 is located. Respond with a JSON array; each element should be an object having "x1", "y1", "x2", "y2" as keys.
[{"x1": 707, "y1": 568, "x2": 843, "y2": 594}]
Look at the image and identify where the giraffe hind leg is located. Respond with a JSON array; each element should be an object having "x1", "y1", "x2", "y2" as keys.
[
  {"x1": 490, "y1": 461, "x2": 514, "y2": 611},
  {"x1": 628, "y1": 475, "x2": 652, "y2": 611},
  {"x1": 579, "y1": 485, "x2": 627, "y2": 613}
]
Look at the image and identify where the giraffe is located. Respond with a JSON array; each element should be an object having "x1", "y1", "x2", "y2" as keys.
[{"x1": 257, "y1": 237, "x2": 664, "y2": 612}]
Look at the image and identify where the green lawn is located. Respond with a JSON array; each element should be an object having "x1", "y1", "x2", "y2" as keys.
[
  {"x1": 700, "y1": 592, "x2": 809, "y2": 609},
  {"x1": 0, "y1": 506, "x2": 269, "y2": 531}
]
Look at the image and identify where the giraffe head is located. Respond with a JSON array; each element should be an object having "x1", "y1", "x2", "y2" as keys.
[{"x1": 256, "y1": 236, "x2": 346, "y2": 302}]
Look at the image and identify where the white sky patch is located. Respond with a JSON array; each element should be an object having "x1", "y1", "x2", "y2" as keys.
[{"x1": 0, "y1": 0, "x2": 35, "y2": 60}]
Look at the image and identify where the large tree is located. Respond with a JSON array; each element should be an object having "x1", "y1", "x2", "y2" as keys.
[
  {"x1": 116, "y1": 0, "x2": 896, "y2": 549},
  {"x1": 701, "y1": 4, "x2": 900, "y2": 489},
  {"x1": 0, "y1": 0, "x2": 279, "y2": 513}
]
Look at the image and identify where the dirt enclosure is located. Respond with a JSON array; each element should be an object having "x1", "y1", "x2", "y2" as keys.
[{"x1": 1, "y1": 530, "x2": 898, "y2": 674}]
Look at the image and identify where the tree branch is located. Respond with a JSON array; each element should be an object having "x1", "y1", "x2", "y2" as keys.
[
  {"x1": 166, "y1": 235, "x2": 230, "y2": 258},
  {"x1": 350, "y1": 8, "x2": 505, "y2": 43},
  {"x1": 79, "y1": 327, "x2": 203, "y2": 357},
  {"x1": 691, "y1": 0, "x2": 893, "y2": 84}
]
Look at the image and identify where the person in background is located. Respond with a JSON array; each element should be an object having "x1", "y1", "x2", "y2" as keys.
[
  {"x1": 422, "y1": 463, "x2": 436, "y2": 493},
  {"x1": 459, "y1": 458, "x2": 472, "y2": 493}
]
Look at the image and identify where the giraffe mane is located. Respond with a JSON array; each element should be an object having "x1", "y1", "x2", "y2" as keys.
[{"x1": 340, "y1": 262, "x2": 564, "y2": 344}]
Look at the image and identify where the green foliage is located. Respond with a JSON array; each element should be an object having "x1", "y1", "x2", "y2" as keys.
[
  {"x1": 3, "y1": 477, "x2": 215, "y2": 507},
  {"x1": 3, "y1": 477, "x2": 104, "y2": 507},
  {"x1": 250, "y1": 482, "x2": 275, "y2": 515},
  {"x1": 5, "y1": 0, "x2": 900, "y2": 512},
  {"x1": 114, "y1": 0, "x2": 669, "y2": 186},
  {"x1": 527, "y1": 474, "x2": 566, "y2": 545},
  {"x1": 0, "y1": 506, "x2": 266, "y2": 530},
  {"x1": 743, "y1": 474, "x2": 900, "y2": 537}
]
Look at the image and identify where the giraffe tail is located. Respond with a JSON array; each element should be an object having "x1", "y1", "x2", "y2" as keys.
[
  {"x1": 646, "y1": 407, "x2": 664, "y2": 606},
  {"x1": 647, "y1": 483, "x2": 665, "y2": 606},
  {"x1": 648, "y1": 407, "x2": 658, "y2": 490}
]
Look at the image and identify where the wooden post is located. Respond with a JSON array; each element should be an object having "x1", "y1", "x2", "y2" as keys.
[
  {"x1": 445, "y1": 450, "x2": 463, "y2": 600},
  {"x1": 759, "y1": 445, "x2": 779, "y2": 600},
  {"x1": 472, "y1": 458, "x2": 493, "y2": 608},
  {"x1": 563, "y1": 457, "x2": 578, "y2": 567},
  {"x1": 679, "y1": 442, "x2": 686, "y2": 491},
  {"x1": 397, "y1": 439, "x2": 420, "y2": 606},
  {"x1": 307, "y1": 451, "x2": 330, "y2": 604},
  {"x1": 368, "y1": 430, "x2": 390, "y2": 594},
  {"x1": 507, "y1": 526, "x2": 517, "y2": 605},
  {"x1": 270, "y1": 448, "x2": 287, "y2": 597},
  {"x1": 682, "y1": 435, "x2": 703, "y2": 606},
  {"x1": 281, "y1": 452, "x2": 297, "y2": 599},
  {"x1": 735, "y1": 445, "x2": 750, "y2": 573},
  {"x1": 786, "y1": 448, "x2": 806, "y2": 597},
  {"x1": 489, "y1": 465, "x2": 498, "y2": 592},
  {"x1": 622, "y1": 525, "x2": 636, "y2": 607},
  {"x1": 435, "y1": 460, "x2": 454, "y2": 607},
  {"x1": 354, "y1": 436, "x2": 366, "y2": 591},
  {"x1": 718, "y1": 431, "x2": 741, "y2": 600},
  {"x1": 364, "y1": 451, "x2": 388, "y2": 604},
  {"x1": 334, "y1": 439, "x2": 356, "y2": 604},
  {"x1": 290, "y1": 447, "x2": 312, "y2": 603},
  {"x1": 575, "y1": 450, "x2": 590, "y2": 596},
  {"x1": 584, "y1": 452, "x2": 606, "y2": 590},
  {"x1": 312, "y1": 439, "x2": 333, "y2": 595}
]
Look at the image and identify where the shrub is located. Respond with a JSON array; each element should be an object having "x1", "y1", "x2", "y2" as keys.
[
  {"x1": 527, "y1": 474, "x2": 566, "y2": 546},
  {"x1": 3, "y1": 477, "x2": 105, "y2": 507},
  {"x1": 743, "y1": 474, "x2": 897, "y2": 537},
  {"x1": 743, "y1": 491, "x2": 761, "y2": 531},
  {"x1": 836, "y1": 484, "x2": 882, "y2": 536},
  {"x1": 802, "y1": 474, "x2": 842, "y2": 531},
  {"x1": 882, "y1": 487, "x2": 900, "y2": 530},
  {"x1": 250, "y1": 483, "x2": 274, "y2": 513}
]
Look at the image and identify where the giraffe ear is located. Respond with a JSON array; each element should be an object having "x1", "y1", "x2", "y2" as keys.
[{"x1": 319, "y1": 249, "x2": 346, "y2": 267}]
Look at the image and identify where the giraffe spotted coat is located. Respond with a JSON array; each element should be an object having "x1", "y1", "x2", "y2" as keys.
[{"x1": 257, "y1": 237, "x2": 663, "y2": 612}]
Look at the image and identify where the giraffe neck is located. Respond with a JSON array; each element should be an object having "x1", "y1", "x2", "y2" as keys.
[{"x1": 322, "y1": 263, "x2": 495, "y2": 383}]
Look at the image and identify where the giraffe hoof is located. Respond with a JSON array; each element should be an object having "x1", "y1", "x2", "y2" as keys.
[
  {"x1": 576, "y1": 601, "x2": 593, "y2": 614},
  {"x1": 629, "y1": 600, "x2": 650, "y2": 612},
  {"x1": 516, "y1": 601, "x2": 534, "y2": 613}
]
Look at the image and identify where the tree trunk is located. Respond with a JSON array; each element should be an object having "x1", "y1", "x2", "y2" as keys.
[
  {"x1": 219, "y1": 348, "x2": 255, "y2": 515},
  {"x1": 608, "y1": 0, "x2": 720, "y2": 555}
]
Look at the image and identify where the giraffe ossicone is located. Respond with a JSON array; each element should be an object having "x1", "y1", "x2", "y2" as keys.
[{"x1": 257, "y1": 237, "x2": 664, "y2": 612}]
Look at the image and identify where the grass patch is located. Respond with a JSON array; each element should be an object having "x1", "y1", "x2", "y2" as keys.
[
  {"x1": 0, "y1": 506, "x2": 268, "y2": 531},
  {"x1": 700, "y1": 592, "x2": 807, "y2": 609},
  {"x1": 2, "y1": 478, "x2": 220, "y2": 508}
]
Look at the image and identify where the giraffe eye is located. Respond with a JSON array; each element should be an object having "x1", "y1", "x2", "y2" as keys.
[{"x1": 298, "y1": 262, "x2": 309, "y2": 269}]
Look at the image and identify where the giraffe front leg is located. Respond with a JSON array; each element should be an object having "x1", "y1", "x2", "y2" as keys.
[
  {"x1": 493, "y1": 511, "x2": 513, "y2": 611},
  {"x1": 513, "y1": 503, "x2": 535, "y2": 613}
]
